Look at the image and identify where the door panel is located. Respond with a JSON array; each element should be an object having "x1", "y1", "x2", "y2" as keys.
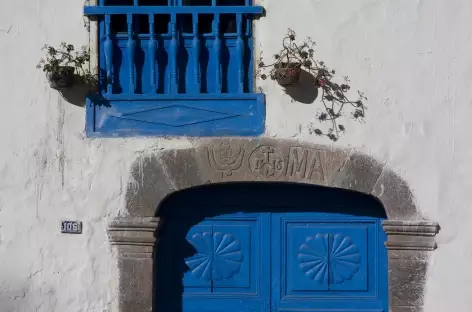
[
  {"x1": 273, "y1": 214, "x2": 387, "y2": 312},
  {"x1": 165, "y1": 213, "x2": 270, "y2": 312},
  {"x1": 287, "y1": 224, "x2": 368, "y2": 292}
]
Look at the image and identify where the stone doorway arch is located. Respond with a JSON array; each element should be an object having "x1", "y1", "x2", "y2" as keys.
[{"x1": 108, "y1": 138, "x2": 439, "y2": 312}]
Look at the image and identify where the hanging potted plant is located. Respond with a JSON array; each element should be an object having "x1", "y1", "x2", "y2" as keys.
[
  {"x1": 37, "y1": 42, "x2": 96, "y2": 90},
  {"x1": 272, "y1": 61, "x2": 302, "y2": 86},
  {"x1": 256, "y1": 29, "x2": 367, "y2": 142},
  {"x1": 257, "y1": 30, "x2": 305, "y2": 86}
]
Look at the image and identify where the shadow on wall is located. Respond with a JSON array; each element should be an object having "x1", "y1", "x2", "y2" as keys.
[
  {"x1": 57, "y1": 84, "x2": 88, "y2": 107},
  {"x1": 153, "y1": 182, "x2": 387, "y2": 312},
  {"x1": 54, "y1": 69, "x2": 109, "y2": 107},
  {"x1": 282, "y1": 69, "x2": 318, "y2": 104}
]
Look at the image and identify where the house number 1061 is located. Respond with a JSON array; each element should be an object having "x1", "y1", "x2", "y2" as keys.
[{"x1": 61, "y1": 221, "x2": 82, "y2": 234}]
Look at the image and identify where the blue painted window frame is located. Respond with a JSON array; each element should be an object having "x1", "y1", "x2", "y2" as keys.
[{"x1": 83, "y1": 0, "x2": 265, "y2": 137}]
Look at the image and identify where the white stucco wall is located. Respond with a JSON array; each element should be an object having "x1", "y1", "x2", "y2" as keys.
[{"x1": 0, "y1": 0, "x2": 470, "y2": 310}]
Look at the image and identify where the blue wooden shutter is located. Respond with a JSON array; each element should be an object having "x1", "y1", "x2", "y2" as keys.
[{"x1": 84, "y1": 0, "x2": 265, "y2": 137}]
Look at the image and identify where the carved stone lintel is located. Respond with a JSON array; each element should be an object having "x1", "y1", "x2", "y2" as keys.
[
  {"x1": 383, "y1": 220, "x2": 440, "y2": 251},
  {"x1": 108, "y1": 217, "x2": 159, "y2": 258}
]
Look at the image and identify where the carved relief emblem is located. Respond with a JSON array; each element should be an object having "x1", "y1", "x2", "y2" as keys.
[
  {"x1": 207, "y1": 141, "x2": 245, "y2": 177},
  {"x1": 249, "y1": 145, "x2": 286, "y2": 178},
  {"x1": 206, "y1": 142, "x2": 335, "y2": 181}
]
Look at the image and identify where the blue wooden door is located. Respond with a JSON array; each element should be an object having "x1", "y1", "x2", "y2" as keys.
[{"x1": 156, "y1": 183, "x2": 388, "y2": 312}]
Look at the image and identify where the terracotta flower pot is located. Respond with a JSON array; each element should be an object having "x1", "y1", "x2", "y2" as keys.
[{"x1": 276, "y1": 63, "x2": 301, "y2": 86}]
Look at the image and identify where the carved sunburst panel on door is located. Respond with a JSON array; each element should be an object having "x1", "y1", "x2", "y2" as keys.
[{"x1": 282, "y1": 218, "x2": 380, "y2": 298}]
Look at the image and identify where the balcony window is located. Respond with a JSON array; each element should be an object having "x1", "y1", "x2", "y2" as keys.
[{"x1": 83, "y1": 0, "x2": 264, "y2": 137}]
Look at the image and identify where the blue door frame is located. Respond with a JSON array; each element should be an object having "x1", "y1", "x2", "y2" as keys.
[{"x1": 156, "y1": 183, "x2": 388, "y2": 312}]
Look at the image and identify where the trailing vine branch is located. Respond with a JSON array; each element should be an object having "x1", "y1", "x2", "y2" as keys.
[{"x1": 256, "y1": 29, "x2": 367, "y2": 141}]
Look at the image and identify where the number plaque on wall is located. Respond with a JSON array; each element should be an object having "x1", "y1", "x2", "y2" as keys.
[{"x1": 61, "y1": 221, "x2": 82, "y2": 234}]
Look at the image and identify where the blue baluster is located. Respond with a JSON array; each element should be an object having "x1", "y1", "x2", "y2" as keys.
[
  {"x1": 170, "y1": 14, "x2": 178, "y2": 93},
  {"x1": 104, "y1": 14, "x2": 113, "y2": 94},
  {"x1": 192, "y1": 13, "x2": 200, "y2": 93},
  {"x1": 127, "y1": 14, "x2": 136, "y2": 94},
  {"x1": 236, "y1": 13, "x2": 244, "y2": 93},
  {"x1": 99, "y1": 19, "x2": 106, "y2": 93},
  {"x1": 213, "y1": 14, "x2": 221, "y2": 93},
  {"x1": 148, "y1": 14, "x2": 157, "y2": 93}
]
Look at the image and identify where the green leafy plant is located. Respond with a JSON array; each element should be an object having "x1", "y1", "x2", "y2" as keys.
[
  {"x1": 256, "y1": 29, "x2": 367, "y2": 142},
  {"x1": 37, "y1": 42, "x2": 97, "y2": 90}
]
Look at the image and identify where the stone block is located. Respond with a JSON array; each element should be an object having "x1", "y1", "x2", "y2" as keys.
[
  {"x1": 194, "y1": 138, "x2": 260, "y2": 183},
  {"x1": 331, "y1": 152, "x2": 384, "y2": 194},
  {"x1": 118, "y1": 257, "x2": 154, "y2": 312},
  {"x1": 193, "y1": 138, "x2": 349, "y2": 186},
  {"x1": 158, "y1": 148, "x2": 209, "y2": 190},
  {"x1": 389, "y1": 259, "x2": 428, "y2": 307},
  {"x1": 372, "y1": 169, "x2": 419, "y2": 220},
  {"x1": 383, "y1": 220, "x2": 439, "y2": 251},
  {"x1": 125, "y1": 155, "x2": 174, "y2": 217}
]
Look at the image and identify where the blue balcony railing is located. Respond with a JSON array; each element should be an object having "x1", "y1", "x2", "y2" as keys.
[{"x1": 83, "y1": 1, "x2": 265, "y2": 137}]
